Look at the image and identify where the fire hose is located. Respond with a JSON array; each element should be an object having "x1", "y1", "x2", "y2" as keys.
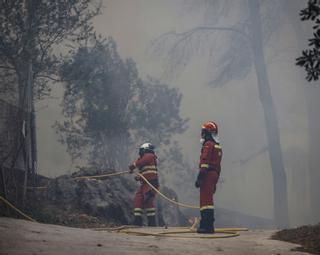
[{"x1": 1, "y1": 171, "x2": 248, "y2": 238}]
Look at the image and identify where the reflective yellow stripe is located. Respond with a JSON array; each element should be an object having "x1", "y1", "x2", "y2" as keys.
[
  {"x1": 146, "y1": 208, "x2": 155, "y2": 212},
  {"x1": 141, "y1": 170, "x2": 157, "y2": 175},
  {"x1": 141, "y1": 165, "x2": 157, "y2": 171},
  {"x1": 200, "y1": 205, "x2": 214, "y2": 211},
  {"x1": 134, "y1": 208, "x2": 143, "y2": 216},
  {"x1": 200, "y1": 164, "x2": 209, "y2": 168},
  {"x1": 215, "y1": 144, "x2": 222, "y2": 149},
  {"x1": 146, "y1": 212, "x2": 156, "y2": 216}
]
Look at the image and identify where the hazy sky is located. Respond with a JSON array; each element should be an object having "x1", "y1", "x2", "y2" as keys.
[{"x1": 36, "y1": 0, "x2": 318, "y2": 225}]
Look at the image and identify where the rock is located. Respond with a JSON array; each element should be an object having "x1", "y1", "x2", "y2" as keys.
[
  {"x1": 33, "y1": 169, "x2": 187, "y2": 227},
  {"x1": 156, "y1": 186, "x2": 188, "y2": 227}
]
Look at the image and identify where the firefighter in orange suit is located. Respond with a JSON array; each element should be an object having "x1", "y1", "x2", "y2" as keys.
[
  {"x1": 195, "y1": 121, "x2": 222, "y2": 233},
  {"x1": 128, "y1": 143, "x2": 159, "y2": 226}
]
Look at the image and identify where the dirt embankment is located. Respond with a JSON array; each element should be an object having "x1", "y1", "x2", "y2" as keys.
[{"x1": 273, "y1": 223, "x2": 320, "y2": 255}]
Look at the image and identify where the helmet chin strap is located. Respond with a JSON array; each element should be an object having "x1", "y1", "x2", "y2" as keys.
[{"x1": 201, "y1": 133, "x2": 220, "y2": 144}]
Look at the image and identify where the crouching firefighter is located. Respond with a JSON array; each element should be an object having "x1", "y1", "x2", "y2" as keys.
[
  {"x1": 128, "y1": 143, "x2": 159, "y2": 227},
  {"x1": 195, "y1": 121, "x2": 223, "y2": 234}
]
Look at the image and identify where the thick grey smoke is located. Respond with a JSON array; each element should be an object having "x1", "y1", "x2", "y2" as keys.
[{"x1": 37, "y1": 0, "x2": 320, "y2": 226}]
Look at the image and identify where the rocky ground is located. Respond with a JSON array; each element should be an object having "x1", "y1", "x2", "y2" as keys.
[
  {"x1": 0, "y1": 217, "x2": 312, "y2": 255},
  {"x1": 272, "y1": 223, "x2": 320, "y2": 255}
]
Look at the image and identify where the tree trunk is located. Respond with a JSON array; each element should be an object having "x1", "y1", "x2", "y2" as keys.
[
  {"x1": 0, "y1": 166, "x2": 7, "y2": 199},
  {"x1": 248, "y1": 0, "x2": 289, "y2": 227},
  {"x1": 31, "y1": 100, "x2": 37, "y2": 187},
  {"x1": 22, "y1": 0, "x2": 38, "y2": 206},
  {"x1": 22, "y1": 59, "x2": 33, "y2": 208}
]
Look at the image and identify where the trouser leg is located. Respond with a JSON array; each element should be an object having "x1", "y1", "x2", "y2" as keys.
[
  {"x1": 144, "y1": 182, "x2": 158, "y2": 227},
  {"x1": 133, "y1": 186, "x2": 143, "y2": 226},
  {"x1": 198, "y1": 171, "x2": 218, "y2": 234}
]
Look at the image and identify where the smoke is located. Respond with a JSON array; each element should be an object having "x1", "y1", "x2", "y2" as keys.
[{"x1": 36, "y1": 0, "x2": 320, "y2": 226}]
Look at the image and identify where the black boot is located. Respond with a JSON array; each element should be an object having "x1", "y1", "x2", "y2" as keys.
[
  {"x1": 198, "y1": 210, "x2": 206, "y2": 231},
  {"x1": 209, "y1": 208, "x2": 215, "y2": 233},
  {"x1": 132, "y1": 216, "x2": 142, "y2": 226},
  {"x1": 147, "y1": 215, "x2": 156, "y2": 226},
  {"x1": 197, "y1": 209, "x2": 214, "y2": 234}
]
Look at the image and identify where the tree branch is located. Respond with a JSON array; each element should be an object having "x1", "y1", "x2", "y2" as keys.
[
  {"x1": 162, "y1": 26, "x2": 248, "y2": 38},
  {"x1": 153, "y1": 26, "x2": 250, "y2": 50}
]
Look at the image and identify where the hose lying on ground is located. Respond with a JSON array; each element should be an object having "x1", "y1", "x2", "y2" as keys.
[{"x1": 3, "y1": 170, "x2": 249, "y2": 239}]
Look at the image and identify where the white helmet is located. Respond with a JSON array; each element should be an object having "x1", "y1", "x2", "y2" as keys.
[{"x1": 139, "y1": 142, "x2": 155, "y2": 156}]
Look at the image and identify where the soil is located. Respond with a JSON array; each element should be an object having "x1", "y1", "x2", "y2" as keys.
[
  {"x1": 0, "y1": 217, "x2": 311, "y2": 255},
  {"x1": 272, "y1": 223, "x2": 320, "y2": 255}
]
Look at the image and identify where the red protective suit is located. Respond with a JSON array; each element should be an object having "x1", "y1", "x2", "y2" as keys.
[
  {"x1": 196, "y1": 139, "x2": 222, "y2": 233},
  {"x1": 198, "y1": 140, "x2": 222, "y2": 210},
  {"x1": 132, "y1": 152, "x2": 159, "y2": 220}
]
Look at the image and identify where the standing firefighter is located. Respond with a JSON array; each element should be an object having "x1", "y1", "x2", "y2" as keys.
[
  {"x1": 129, "y1": 143, "x2": 159, "y2": 226},
  {"x1": 195, "y1": 121, "x2": 223, "y2": 233}
]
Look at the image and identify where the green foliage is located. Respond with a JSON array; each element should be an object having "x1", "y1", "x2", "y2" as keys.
[
  {"x1": 0, "y1": 0, "x2": 101, "y2": 99},
  {"x1": 132, "y1": 77, "x2": 188, "y2": 146},
  {"x1": 56, "y1": 38, "x2": 188, "y2": 170},
  {"x1": 296, "y1": 0, "x2": 320, "y2": 81}
]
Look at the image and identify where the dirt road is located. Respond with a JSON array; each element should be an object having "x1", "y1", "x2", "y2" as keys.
[{"x1": 0, "y1": 217, "x2": 310, "y2": 255}]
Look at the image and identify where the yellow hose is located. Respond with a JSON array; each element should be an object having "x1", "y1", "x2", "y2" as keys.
[
  {"x1": 118, "y1": 227, "x2": 242, "y2": 239},
  {"x1": 0, "y1": 194, "x2": 245, "y2": 239},
  {"x1": 27, "y1": 171, "x2": 130, "y2": 189},
  {"x1": 14, "y1": 170, "x2": 249, "y2": 239},
  {"x1": 27, "y1": 183, "x2": 50, "y2": 190},
  {"x1": 29, "y1": 171, "x2": 200, "y2": 209},
  {"x1": 1, "y1": 168, "x2": 250, "y2": 240},
  {"x1": 137, "y1": 173, "x2": 200, "y2": 209},
  {"x1": 74, "y1": 171, "x2": 130, "y2": 180},
  {"x1": 20, "y1": 171, "x2": 133, "y2": 224},
  {"x1": 0, "y1": 196, "x2": 37, "y2": 222}
]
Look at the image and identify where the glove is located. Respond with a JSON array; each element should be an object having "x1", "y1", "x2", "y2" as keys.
[
  {"x1": 195, "y1": 170, "x2": 206, "y2": 188},
  {"x1": 128, "y1": 164, "x2": 135, "y2": 173},
  {"x1": 134, "y1": 175, "x2": 141, "y2": 182},
  {"x1": 195, "y1": 179, "x2": 201, "y2": 188}
]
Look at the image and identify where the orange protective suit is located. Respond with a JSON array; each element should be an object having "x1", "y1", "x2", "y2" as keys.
[{"x1": 131, "y1": 152, "x2": 159, "y2": 226}]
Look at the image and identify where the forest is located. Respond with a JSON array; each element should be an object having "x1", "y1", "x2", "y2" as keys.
[{"x1": 0, "y1": 1, "x2": 320, "y2": 254}]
